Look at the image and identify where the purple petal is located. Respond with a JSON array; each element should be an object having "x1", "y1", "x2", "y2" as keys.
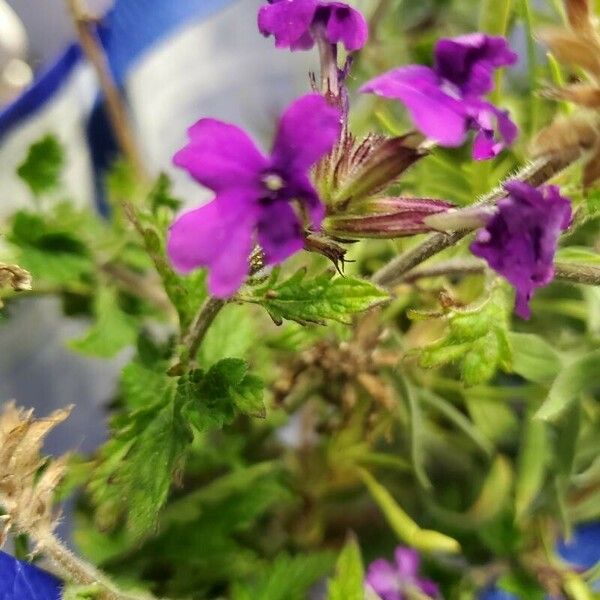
[
  {"x1": 167, "y1": 193, "x2": 258, "y2": 298},
  {"x1": 173, "y1": 119, "x2": 267, "y2": 193},
  {"x1": 394, "y1": 547, "x2": 421, "y2": 579},
  {"x1": 435, "y1": 34, "x2": 518, "y2": 96},
  {"x1": 258, "y1": 0, "x2": 318, "y2": 50},
  {"x1": 360, "y1": 66, "x2": 468, "y2": 146},
  {"x1": 286, "y1": 173, "x2": 326, "y2": 230},
  {"x1": 316, "y1": 1, "x2": 368, "y2": 51},
  {"x1": 271, "y1": 93, "x2": 342, "y2": 173},
  {"x1": 257, "y1": 201, "x2": 304, "y2": 264},
  {"x1": 470, "y1": 101, "x2": 518, "y2": 160},
  {"x1": 417, "y1": 577, "x2": 440, "y2": 598},
  {"x1": 471, "y1": 182, "x2": 572, "y2": 319},
  {"x1": 365, "y1": 559, "x2": 401, "y2": 600}
]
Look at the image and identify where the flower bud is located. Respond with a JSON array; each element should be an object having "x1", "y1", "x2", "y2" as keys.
[
  {"x1": 324, "y1": 197, "x2": 454, "y2": 239},
  {"x1": 330, "y1": 133, "x2": 427, "y2": 208}
]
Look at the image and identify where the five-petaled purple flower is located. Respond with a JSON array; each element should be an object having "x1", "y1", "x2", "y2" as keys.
[
  {"x1": 258, "y1": 0, "x2": 368, "y2": 52},
  {"x1": 471, "y1": 181, "x2": 572, "y2": 319},
  {"x1": 360, "y1": 34, "x2": 518, "y2": 160},
  {"x1": 365, "y1": 547, "x2": 439, "y2": 600},
  {"x1": 167, "y1": 94, "x2": 341, "y2": 297}
]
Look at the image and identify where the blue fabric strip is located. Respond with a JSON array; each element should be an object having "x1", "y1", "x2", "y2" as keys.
[
  {"x1": 0, "y1": 0, "x2": 237, "y2": 140},
  {"x1": 0, "y1": 551, "x2": 63, "y2": 600}
]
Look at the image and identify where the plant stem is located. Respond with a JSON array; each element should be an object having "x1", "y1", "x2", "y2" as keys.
[
  {"x1": 39, "y1": 533, "x2": 153, "y2": 600},
  {"x1": 554, "y1": 262, "x2": 600, "y2": 285},
  {"x1": 396, "y1": 257, "x2": 600, "y2": 287},
  {"x1": 177, "y1": 296, "x2": 226, "y2": 369},
  {"x1": 371, "y1": 150, "x2": 582, "y2": 289},
  {"x1": 65, "y1": 0, "x2": 146, "y2": 178},
  {"x1": 317, "y1": 34, "x2": 339, "y2": 97}
]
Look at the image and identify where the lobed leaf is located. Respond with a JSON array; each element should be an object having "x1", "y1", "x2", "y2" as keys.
[{"x1": 248, "y1": 268, "x2": 388, "y2": 326}]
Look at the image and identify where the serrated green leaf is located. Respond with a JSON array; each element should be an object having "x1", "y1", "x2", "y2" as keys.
[
  {"x1": 88, "y1": 379, "x2": 187, "y2": 535},
  {"x1": 247, "y1": 269, "x2": 388, "y2": 325},
  {"x1": 509, "y1": 332, "x2": 563, "y2": 384},
  {"x1": 17, "y1": 134, "x2": 65, "y2": 196},
  {"x1": 535, "y1": 350, "x2": 600, "y2": 422},
  {"x1": 69, "y1": 287, "x2": 137, "y2": 358},
  {"x1": 416, "y1": 285, "x2": 512, "y2": 385},
  {"x1": 327, "y1": 537, "x2": 364, "y2": 600}
]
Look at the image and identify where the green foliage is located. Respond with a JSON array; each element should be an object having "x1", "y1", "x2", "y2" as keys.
[
  {"x1": 17, "y1": 135, "x2": 65, "y2": 197},
  {"x1": 69, "y1": 287, "x2": 137, "y2": 358},
  {"x1": 327, "y1": 537, "x2": 365, "y2": 600},
  {"x1": 536, "y1": 350, "x2": 600, "y2": 422},
  {"x1": 89, "y1": 358, "x2": 264, "y2": 537},
  {"x1": 247, "y1": 268, "x2": 388, "y2": 325},
  {"x1": 8, "y1": 209, "x2": 93, "y2": 286},
  {"x1": 232, "y1": 553, "x2": 335, "y2": 600},
  {"x1": 416, "y1": 284, "x2": 512, "y2": 385}
]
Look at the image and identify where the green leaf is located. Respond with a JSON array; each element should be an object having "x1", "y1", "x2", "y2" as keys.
[
  {"x1": 147, "y1": 173, "x2": 182, "y2": 213},
  {"x1": 327, "y1": 537, "x2": 365, "y2": 600},
  {"x1": 17, "y1": 135, "x2": 65, "y2": 196},
  {"x1": 535, "y1": 350, "x2": 600, "y2": 422},
  {"x1": 416, "y1": 284, "x2": 512, "y2": 386},
  {"x1": 515, "y1": 416, "x2": 549, "y2": 520},
  {"x1": 232, "y1": 553, "x2": 334, "y2": 600},
  {"x1": 9, "y1": 210, "x2": 93, "y2": 286},
  {"x1": 90, "y1": 358, "x2": 263, "y2": 536},
  {"x1": 358, "y1": 468, "x2": 461, "y2": 553},
  {"x1": 69, "y1": 287, "x2": 137, "y2": 358},
  {"x1": 509, "y1": 332, "x2": 563, "y2": 384},
  {"x1": 555, "y1": 247, "x2": 600, "y2": 265},
  {"x1": 187, "y1": 358, "x2": 266, "y2": 421},
  {"x1": 247, "y1": 268, "x2": 388, "y2": 325}
]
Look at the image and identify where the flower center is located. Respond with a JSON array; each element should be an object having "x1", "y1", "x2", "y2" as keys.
[{"x1": 262, "y1": 173, "x2": 285, "y2": 192}]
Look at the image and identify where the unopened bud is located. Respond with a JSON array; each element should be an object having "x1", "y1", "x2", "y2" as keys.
[
  {"x1": 332, "y1": 133, "x2": 427, "y2": 207},
  {"x1": 325, "y1": 197, "x2": 454, "y2": 239}
]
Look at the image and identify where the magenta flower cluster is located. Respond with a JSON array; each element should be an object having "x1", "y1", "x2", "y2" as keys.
[
  {"x1": 361, "y1": 34, "x2": 518, "y2": 159},
  {"x1": 471, "y1": 181, "x2": 572, "y2": 319},
  {"x1": 166, "y1": 0, "x2": 573, "y2": 316},
  {"x1": 366, "y1": 547, "x2": 439, "y2": 600}
]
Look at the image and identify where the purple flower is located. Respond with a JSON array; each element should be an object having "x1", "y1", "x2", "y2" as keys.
[
  {"x1": 360, "y1": 34, "x2": 518, "y2": 160},
  {"x1": 471, "y1": 181, "x2": 572, "y2": 319},
  {"x1": 365, "y1": 547, "x2": 439, "y2": 600},
  {"x1": 167, "y1": 94, "x2": 341, "y2": 298},
  {"x1": 258, "y1": 0, "x2": 368, "y2": 52}
]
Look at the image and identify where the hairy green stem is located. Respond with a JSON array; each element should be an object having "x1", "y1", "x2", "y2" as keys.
[
  {"x1": 39, "y1": 533, "x2": 154, "y2": 600},
  {"x1": 371, "y1": 151, "x2": 582, "y2": 289}
]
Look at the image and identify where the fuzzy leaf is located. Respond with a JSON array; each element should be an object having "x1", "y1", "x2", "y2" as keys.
[
  {"x1": 17, "y1": 135, "x2": 64, "y2": 197},
  {"x1": 248, "y1": 269, "x2": 388, "y2": 325},
  {"x1": 90, "y1": 359, "x2": 263, "y2": 535},
  {"x1": 327, "y1": 537, "x2": 365, "y2": 600},
  {"x1": 416, "y1": 285, "x2": 512, "y2": 386}
]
